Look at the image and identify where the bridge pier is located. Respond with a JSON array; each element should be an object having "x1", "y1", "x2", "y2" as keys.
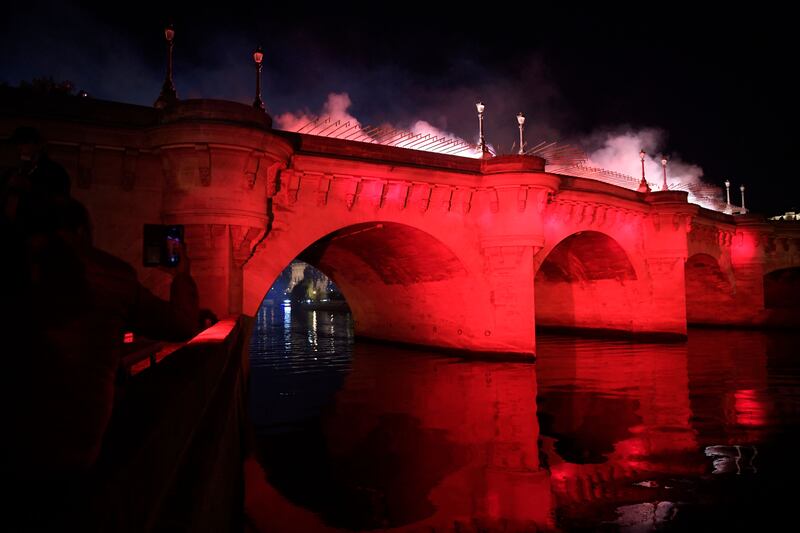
[
  {"x1": 639, "y1": 257, "x2": 688, "y2": 336},
  {"x1": 480, "y1": 244, "x2": 537, "y2": 354},
  {"x1": 729, "y1": 225, "x2": 768, "y2": 324},
  {"x1": 637, "y1": 192, "x2": 694, "y2": 337},
  {"x1": 475, "y1": 157, "x2": 560, "y2": 354}
]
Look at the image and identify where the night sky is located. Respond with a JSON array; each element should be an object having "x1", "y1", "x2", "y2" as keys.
[{"x1": 2, "y1": 1, "x2": 796, "y2": 214}]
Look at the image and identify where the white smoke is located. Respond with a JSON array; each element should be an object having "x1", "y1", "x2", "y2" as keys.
[
  {"x1": 409, "y1": 119, "x2": 461, "y2": 142},
  {"x1": 275, "y1": 92, "x2": 480, "y2": 157},
  {"x1": 275, "y1": 92, "x2": 363, "y2": 131},
  {"x1": 585, "y1": 128, "x2": 704, "y2": 189}
]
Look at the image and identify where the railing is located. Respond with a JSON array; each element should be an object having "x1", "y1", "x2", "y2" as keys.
[{"x1": 82, "y1": 316, "x2": 252, "y2": 532}]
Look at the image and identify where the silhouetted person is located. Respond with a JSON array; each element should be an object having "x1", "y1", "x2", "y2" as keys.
[
  {"x1": 16, "y1": 196, "x2": 199, "y2": 456},
  {"x1": 2, "y1": 126, "x2": 70, "y2": 204},
  {"x1": 199, "y1": 308, "x2": 219, "y2": 330},
  {"x1": 2, "y1": 192, "x2": 199, "y2": 529}
]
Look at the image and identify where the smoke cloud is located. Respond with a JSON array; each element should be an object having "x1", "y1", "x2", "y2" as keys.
[
  {"x1": 408, "y1": 119, "x2": 465, "y2": 144},
  {"x1": 275, "y1": 92, "x2": 362, "y2": 131},
  {"x1": 276, "y1": 92, "x2": 478, "y2": 156},
  {"x1": 585, "y1": 128, "x2": 705, "y2": 189}
]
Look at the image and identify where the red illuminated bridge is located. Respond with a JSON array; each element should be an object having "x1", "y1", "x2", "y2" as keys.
[{"x1": 2, "y1": 93, "x2": 798, "y2": 355}]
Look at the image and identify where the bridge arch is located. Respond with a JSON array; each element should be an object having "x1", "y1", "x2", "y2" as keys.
[
  {"x1": 534, "y1": 231, "x2": 641, "y2": 333},
  {"x1": 684, "y1": 253, "x2": 735, "y2": 325},
  {"x1": 244, "y1": 220, "x2": 498, "y2": 351}
]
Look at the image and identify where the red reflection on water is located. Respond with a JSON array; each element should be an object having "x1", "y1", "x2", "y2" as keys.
[
  {"x1": 733, "y1": 389, "x2": 768, "y2": 427},
  {"x1": 535, "y1": 338, "x2": 703, "y2": 508},
  {"x1": 328, "y1": 347, "x2": 552, "y2": 530},
  {"x1": 251, "y1": 345, "x2": 554, "y2": 531},
  {"x1": 249, "y1": 328, "x2": 779, "y2": 531}
]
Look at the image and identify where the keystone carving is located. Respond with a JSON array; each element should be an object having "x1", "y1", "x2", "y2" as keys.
[
  {"x1": 415, "y1": 183, "x2": 431, "y2": 213},
  {"x1": 550, "y1": 199, "x2": 660, "y2": 233},
  {"x1": 244, "y1": 151, "x2": 265, "y2": 190},
  {"x1": 397, "y1": 183, "x2": 410, "y2": 210},
  {"x1": 317, "y1": 174, "x2": 332, "y2": 206},
  {"x1": 595, "y1": 206, "x2": 608, "y2": 227},
  {"x1": 376, "y1": 181, "x2": 388, "y2": 208},
  {"x1": 517, "y1": 187, "x2": 528, "y2": 212},
  {"x1": 284, "y1": 170, "x2": 300, "y2": 204},
  {"x1": 344, "y1": 178, "x2": 360, "y2": 210},
  {"x1": 489, "y1": 188, "x2": 499, "y2": 213},
  {"x1": 459, "y1": 188, "x2": 473, "y2": 214},
  {"x1": 440, "y1": 186, "x2": 453, "y2": 212},
  {"x1": 673, "y1": 213, "x2": 692, "y2": 232}
]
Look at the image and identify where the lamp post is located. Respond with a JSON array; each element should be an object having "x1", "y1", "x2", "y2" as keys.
[
  {"x1": 476, "y1": 101, "x2": 489, "y2": 158},
  {"x1": 637, "y1": 149, "x2": 651, "y2": 193},
  {"x1": 740, "y1": 184, "x2": 746, "y2": 213},
  {"x1": 724, "y1": 179, "x2": 731, "y2": 208},
  {"x1": 661, "y1": 156, "x2": 669, "y2": 191},
  {"x1": 253, "y1": 46, "x2": 264, "y2": 110},
  {"x1": 517, "y1": 112, "x2": 525, "y2": 155},
  {"x1": 154, "y1": 24, "x2": 177, "y2": 108}
]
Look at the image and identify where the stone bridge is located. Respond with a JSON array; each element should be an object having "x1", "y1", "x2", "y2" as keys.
[{"x1": 2, "y1": 93, "x2": 798, "y2": 355}]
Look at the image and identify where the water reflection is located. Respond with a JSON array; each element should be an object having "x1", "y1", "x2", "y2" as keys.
[
  {"x1": 536, "y1": 338, "x2": 700, "y2": 512},
  {"x1": 248, "y1": 308, "x2": 800, "y2": 532}
]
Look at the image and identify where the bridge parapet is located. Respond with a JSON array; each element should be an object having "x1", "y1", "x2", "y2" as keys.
[{"x1": 85, "y1": 318, "x2": 250, "y2": 532}]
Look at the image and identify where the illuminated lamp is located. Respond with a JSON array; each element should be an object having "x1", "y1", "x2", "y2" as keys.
[
  {"x1": 740, "y1": 185, "x2": 746, "y2": 213},
  {"x1": 253, "y1": 46, "x2": 265, "y2": 110},
  {"x1": 154, "y1": 24, "x2": 177, "y2": 108},
  {"x1": 637, "y1": 149, "x2": 651, "y2": 193},
  {"x1": 476, "y1": 101, "x2": 489, "y2": 157},
  {"x1": 725, "y1": 179, "x2": 731, "y2": 207}
]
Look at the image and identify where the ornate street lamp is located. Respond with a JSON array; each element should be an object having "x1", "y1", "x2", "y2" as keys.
[
  {"x1": 740, "y1": 184, "x2": 746, "y2": 213},
  {"x1": 253, "y1": 46, "x2": 265, "y2": 110},
  {"x1": 724, "y1": 179, "x2": 731, "y2": 207},
  {"x1": 661, "y1": 156, "x2": 669, "y2": 191},
  {"x1": 476, "y1": 101, "x2": 490, "y2": 157},
  {"x1": 637, "y1": 149, "x2": 651, "y2": 193},
  {"x1": 154, "y1": 24, "x2": 178, "y2": 108},
  {"x1": 517, "y1": 112, "x2": 526, "y2": 155}
]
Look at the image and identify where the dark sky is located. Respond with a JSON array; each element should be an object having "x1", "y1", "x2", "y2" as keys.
[{"x1": 2, "y1": 1, "x2": 796, "y2": 213}]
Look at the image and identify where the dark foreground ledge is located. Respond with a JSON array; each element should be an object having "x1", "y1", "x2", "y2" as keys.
[{"x1": 85, "y1": 317, "x2": 252, "y2": 532}]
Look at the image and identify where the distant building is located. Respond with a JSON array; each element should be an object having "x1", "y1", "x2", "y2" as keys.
[{"x1": 769, "y1": 210, "x2": 800, "y2": 221}]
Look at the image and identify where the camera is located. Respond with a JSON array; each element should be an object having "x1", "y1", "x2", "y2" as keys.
[{"x1": 143, "y1": 224, "x2": 184, "y2": 267}]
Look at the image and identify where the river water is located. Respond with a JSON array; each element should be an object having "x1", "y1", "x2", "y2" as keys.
[{"x1": 247, "y1": 304, "x2": 800, "y2": 532}]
